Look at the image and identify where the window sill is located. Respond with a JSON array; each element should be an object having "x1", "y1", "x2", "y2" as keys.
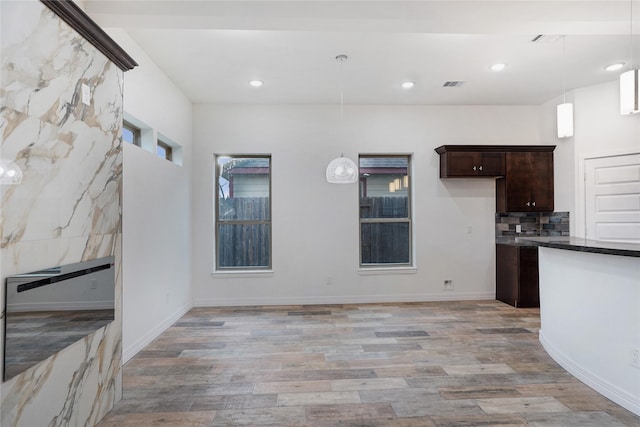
[
  {"x1": 211, "y1": 270, "x2": 274, "y2": 278},
  {"x1": 358, "y1": 266, "x2": 417, "y2": 275}
]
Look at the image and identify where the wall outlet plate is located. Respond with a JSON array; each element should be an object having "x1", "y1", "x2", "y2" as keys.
[
  {"x1": 632, "y1": 348, "x2": 640, "y2": 368},
  {"x1": 444, "y1": 280, "x2": 454, "y2": 291}
]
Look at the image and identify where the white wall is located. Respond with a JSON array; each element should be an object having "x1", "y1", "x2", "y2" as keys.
[
  {"x1": 192, "y1": 104, "x2": 542, "y2": 306},
  {"x1": 539, "y1": 247, "x2": 640, "y2": 416},
  {"x1": 575, "y1": 80, "x2": 640, "y2": 157},
  {"x1": 105, "y1": 29, "x2": 193, "y2": 361},
  {"x1": 539, "y1": 80, "x2": 640, "y2": 237}
]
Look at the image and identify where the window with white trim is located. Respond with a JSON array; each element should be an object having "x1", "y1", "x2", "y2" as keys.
[
  {"x1": 215, "y1": 155, "x2": 272, "y2": 270},
  {"x1": 359, "y1": 155, "x2": 412, "y2": 266}
]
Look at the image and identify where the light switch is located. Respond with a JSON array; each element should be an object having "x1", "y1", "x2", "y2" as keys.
[{"x1": 81, "y1": 83, "x2": 91, "y2": 106}]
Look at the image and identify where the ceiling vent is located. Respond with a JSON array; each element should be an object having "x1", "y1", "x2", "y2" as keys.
[
  {"x1": 443, "y1": 81, "x2": 465, "y2": 87},
  {"x1": 531, "y1": 35, "x2": 562, "y2": 43}
]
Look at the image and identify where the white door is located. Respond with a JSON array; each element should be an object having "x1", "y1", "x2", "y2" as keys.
[{"x1": 585, "y1": 153, "x2": 640, "y2": 243}]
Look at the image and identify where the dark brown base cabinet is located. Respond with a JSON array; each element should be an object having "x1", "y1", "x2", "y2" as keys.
[{"x1": 496, "y1": 244, "x2": 539, "y2": 308}]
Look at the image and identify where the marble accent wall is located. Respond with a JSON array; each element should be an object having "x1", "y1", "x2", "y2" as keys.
[{"x1": 1, "y1": 1, "x2": 123, "y2": 426}]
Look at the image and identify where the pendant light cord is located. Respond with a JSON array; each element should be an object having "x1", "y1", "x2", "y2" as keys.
[
  {"x1": 338, "y1": 55, "x2": 346, "y2": 129},
  {"x1": 562, "y1": 35, "x2": 567, "y2": 104},
  {"x1": 631, "y1": 0, "x2": 634, "y2": 70}
]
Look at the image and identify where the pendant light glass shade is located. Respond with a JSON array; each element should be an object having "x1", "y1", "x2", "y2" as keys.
[
  {"x1": 620, "y1": 69, "x2": 640, "y2": 114},
  {"x1": 557, "y1": 103, "x2": 574, "y2": 138},
  {"x1": 326, "y1": 156, "x2": 358, "y2": 184}
]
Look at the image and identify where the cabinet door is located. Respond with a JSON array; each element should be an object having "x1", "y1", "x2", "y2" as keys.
[
  {"x1": 502, "y1": 152, "x2": 535, "y2": 211},
  {"x1": 445, "y1": 152, "x2": 481, "y2": 177},
  {"x1": 498, "y1": 151, "x2": 554, "y2": 212},
  {"x1": 496, "y1": 244, "x2": 540, "y2": 308},
  {"x1": 527, "y1": 152, "x2": 554, "y2": 211},
  {"x1": 517, "y1": 246, "x2": 539, "y2": 307},
  {"x1": 442, "y1": 151, "x2": 504, "y2": 177},
  {"x1": 496, "y1": 244, "x2": 518, "y2": 306},
  {"x1": 478, "y1": 152, "x2": 505, "y2": 176}
]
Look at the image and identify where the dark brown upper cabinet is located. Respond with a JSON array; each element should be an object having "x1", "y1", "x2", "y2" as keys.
[
  {"x1": 496, "y1": 149, "x2": 555, "y2": 212},
  {"x1": 435, "y1": 145, "x2": 555, "y2": 213},
  {"x1": 435, "y1": 145, "x2": 505, "y2": 178}
]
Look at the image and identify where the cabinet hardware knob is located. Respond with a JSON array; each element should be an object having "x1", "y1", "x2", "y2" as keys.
[
  {"x1": 479, "y1": 165, "x2": 483, "y2": 171},
  {"x1": 532, "y1": 201, "x2": 536, "y2": 207},
  {"x1": 473, "y1": 166, "x2": 476, "y2": 171},
  {"x1": 526, "y1": 202, "x2": 530, "y2": 207}
]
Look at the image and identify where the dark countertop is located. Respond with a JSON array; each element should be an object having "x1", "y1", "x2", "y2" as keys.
[
  {"x1": 495, "y1": 237, "x2": 540, "y2": 247},
  {"x1": 518, "y1": 236, "x2": 640, "y2": 258}
]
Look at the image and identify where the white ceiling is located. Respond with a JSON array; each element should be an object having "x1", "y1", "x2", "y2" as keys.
[{"x1": 85, "y1": 1, "x2": 640, "y2": 105}]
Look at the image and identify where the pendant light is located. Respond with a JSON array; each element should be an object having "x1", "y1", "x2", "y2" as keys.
[
  {"x1": 557, "y1": 35, "x2": 574, "y2": 138},
  {"x1": 326, "y1": 54, "x2": 358, "y2": 184},
  {"x1": 621, "y1": 0, "x2": 640, "y2": 115}
]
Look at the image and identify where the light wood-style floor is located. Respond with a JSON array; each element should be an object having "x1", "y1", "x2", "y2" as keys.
[{"x1": 98, "y1": 301, "x2": 640, "y2": 426}]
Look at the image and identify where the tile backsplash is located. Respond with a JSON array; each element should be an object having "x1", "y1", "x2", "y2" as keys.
[{"x1": 495, "y1": 212, "x2": 570, "y2": 237}]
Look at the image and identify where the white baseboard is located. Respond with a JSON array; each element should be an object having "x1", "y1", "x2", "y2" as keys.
[
  {"x1": 540, "y1": 331, "x2": 640, "y2": 417},
  {"x1": 193, "y1": 292, "x2": 495, "y2": 307},
  {"x1": 122, "y1": 302, "x2": 192, "y2": 363}
]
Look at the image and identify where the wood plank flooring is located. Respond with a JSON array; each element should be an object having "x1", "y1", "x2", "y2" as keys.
[{"x1": 97, "y1": 301, "x2": 640, "y2": 426}]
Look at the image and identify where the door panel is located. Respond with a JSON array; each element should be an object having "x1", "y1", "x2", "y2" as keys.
[{"x1": 585, "y1": 154, "x2": 640, "y2": 243}]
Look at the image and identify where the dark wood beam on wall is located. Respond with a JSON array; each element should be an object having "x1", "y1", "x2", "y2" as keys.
[{"x1": 40, "y1": 0, "x2": 137, "y2": 72}]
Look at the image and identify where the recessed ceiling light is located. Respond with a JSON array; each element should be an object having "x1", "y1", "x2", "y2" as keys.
[
  {"x1": 605, "y1": 62, "x2": 625, "y2": 72},
  {"x1": 490, "y1": 63, "x2": 507, "y2": 72},
  {"x1": 401, "y1": 81, "x2": 415, "y2": 89},
  {"x1": 249, "y1": 80, "x2": 263, "y2": 87}
]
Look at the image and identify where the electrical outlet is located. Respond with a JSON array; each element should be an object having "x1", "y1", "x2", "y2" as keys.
[
  {"x1": 90, "y1": 279, "x2": 97, "y2": 289},
  {"x1": 326, "y1": 277, "x2": 333, "y2": 286},
  {"x1": 466, "y1": 226, "x2": 473, "y2": 234},
  {"x1": 444, "y1": 280, "x2": 454, "y2": 291},
  {"x1": 632, "y1": 348, "x2": 640, "y2": 368},
  {"x1": 516, "y1": 224, "x2": 522, "y2": 233}
]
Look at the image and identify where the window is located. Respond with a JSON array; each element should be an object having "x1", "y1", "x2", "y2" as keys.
[
  {"x1": 122, "y1": 121, "x2": 141, "y2": 146},
  {"x1": 157, "y1": 139, "x2": 173, "y2": 161},
  {"x1": 359, "y1": 155, "x2": 412, "y2": 266},
  {"x1": 215, "y1": 155, "x2": 271, "y2": 270}
]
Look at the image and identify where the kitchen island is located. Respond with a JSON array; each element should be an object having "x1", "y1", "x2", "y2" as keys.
[{"x1": 523, "y1": 237, "x2": 640, "y2": 416}]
